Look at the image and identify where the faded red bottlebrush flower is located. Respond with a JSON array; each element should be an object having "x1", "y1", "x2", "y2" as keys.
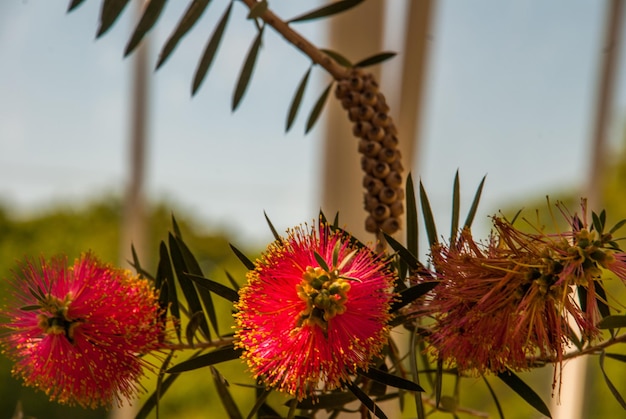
[
  {"x1": 427, "y1": 221, "x2": 593, "y2": 377},
  {"x1": 234, "y1": 222, "x2": 395, "y2": 400},
  {"x1": 0, "y1": 253, "x2": 164, "y2": 408}
]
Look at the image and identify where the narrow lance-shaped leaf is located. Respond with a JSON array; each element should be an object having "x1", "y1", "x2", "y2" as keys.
[
  {"x1": 419, "y1": 181, "x2": 438, "y2": 248},
  {"x1": 192, "y1": 2, "x2": 233, "y2": 95},
  {"x1": 157, "y1": 0, "x2": 211, "y2": 69},
  {"x1": 124, "y1": 0, "x2": 167, "y2": 57},
  {"x1": 264, "y1": 211, "x2": 283, "y2": 243},
  {"x1": 609, "y1": 218, "x2": 626, "y2": 235},
  {"x1": 406, "y1": 174, "x2": 419, "y2": 259},
  {"x1": 167, "y1": 345, "x2": 243, "y2": 373},
  {"x1": 232, "y1": 26, "x2": 264, "y2": 111},
  {"x1": 210, "y1": 366, "x2": 244, "y2": 419},
  {"x1": 246, "y1": 0, "x2": 268, "y2": 19},
  {"x1": 450, "y1": 170, "x2": 460, "y2": 244},
  {"x1": 481, "y1": 375, "x2": 504, "y2": 419},
  {"x1": 463, "y1": 175, "x2": 486, "y2": 229},
  {"x1": 286, "y1": 67, "x2": 312, "y2": 132},
  {"x1": 67, "y1": 0, "x2": 87, "y2": 12},
  {"x1": 97, "y1": 0, "x2": 131, "y2": 38},
  {"x1": 305, "y1": 81, "x2": 333, "y2": 134},
  {"x1": 358, "y1": 367, "x2": 423, "y2": 392},
  {"x1": 187, "y1": 273, "x2": 239, "y2": 303},
  {"x1": 599, "y1": 351, "x2": 626, "y2": 409},
  {"x1": 230, "y1": 244, "x2": 256, "y2": 270},
  {"x1": 497, "y1": 369, "x2": 552, "y2": 418},
  {"x1": 168, "y1": 233, "x2": 211, "y2": 340},
  {"x1": 383, "y1": 233, "x2": 420, "y2": 271},
  {"x1": 156, "y1": 241, "x2": 181, "y2": 341},
  {"x1": 597, "y1": 314, "x2": 626, "y2": 329},
  {"x1": 320, "y1": 49, "x2": 353, "y2": 67},
  {"x1": 345, "y1": 380, "x2": 388, "y2": 419},
  {"x1": 354, "y1": 52, "x2": 397, "y2": 68},
  {"x1": 288, "y1": 0, "x2": 364, "y2": 23},
  {"x1": 135, "y1": 350, "x2": 177, "y2": 419}
]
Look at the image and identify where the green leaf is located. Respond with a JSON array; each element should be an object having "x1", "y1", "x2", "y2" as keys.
[
  {"x1": 597, "y1": 315, "x2": 626, "y2": 329},
  {"x1": 97, "y1": 0, "x2": 131, "y2": 38},
  {"x1": 419, "y1": 181, "x2": 438, "y2": 248},
  {"x1": 600, "y1": 351, "x2": 626, "y2": 409},
  {"x1": 497, "y1": 370, "x2": 552, "y2": 418},
  {"x1": 358, "y1": 367, "x2": 423, "y2": 392},
  {"x1": 264, "y1": 211, "x2": 283, "y2": 243},
  {"x1": 305, "y1": 82, "x2": 333, "y2": 134},
  {"x1": 247, "y1": 387, "x2": 273, "y2": 418},
  {"x1": 225, "y1": 271, "x2": 240, "y2": 291},
  {"x1": 67, "y1": 0, "x2": 87, "y2": 12},
  {"x1": 391, "y1": 282, "x2": 439, "y2": 312},
  {"x1": 605, "y1": 353, "x2": 626, "y2": 363},
  {"x1": 320, "y1": 49, "x2": 353, "y2": 67},
  {"x1": 192, "y1": 2, "x2": 233, "y2": 96},
  {"x1": 295, "y1": 391, "x2": 356, "y2": 410},
  {"x1": 129, "y1": 243, "x2": 155, "y2": 281},
  {"x1": 246, "y1": 0, "x2": 268, "y2": 19},
  {"x1": 354, "y1": 52, "x2": 397, "y2": 68},
  {"x1": 345, "y1": 380, "x2": 388, "y2": 419},
  {"x1": 156, "y1": 0, "x2": 211, "y2": 69},
  {"x1": 609, "y1": 218, "x2": 626, "y2": 235},
  {"x1": 156, "y1": 241, "x2": 181, "y2": 341},
  {"x1": 286, "y1": 67, "x2": 312, "y2": 132},
  {"x1": 592, "y1": 211, "x2": 604, "y2": 234},
  {"x1": 406, "y1": 174, "x2": 419, "y2": 259},
  {"x1": 135, "y1": 372, "x2": 178, "y2": 419},
  {"x1": 481, "y1": 375, "x2": 504, "y2": 419},
  {"x1": 168, "y1": 233, "x2": 211, "y2": 339},
  {"x1": 595, "y1": 281, "x2": 611, "y2": 320},
  {"x1": 232, "y1": 26, "x2": 264, "y2": 111},
  {"x1": 124, "y1": 0, "x2": 167, "y2": 57},
  {"x1": 210, "y1": 366, "x2": 244, "y2": 419},
  {"x1": 19, "y1": 305, "x2": 41, "y2": 311},
  {"x1": 230, "y1": 244, "x2": 256, "y2": 270},
  {"x1": 171, "y1": 214, "x2": 183, "y2": 239},
  {"x1": 187, "y1": 273, "x2": 239, "y2": 303},
  {"x1": 463, "y1": 175, "x2": 486, "y2": 229},
  {"x1": 167, "y1": 345, "x2": 243, "y2": 373},
  {"x1": 450, "y1": 170, "x2": 460, "y2": 244},
  {"x1": 288, "y1": 0, "x2": 364, "y2": 23},
  {"x1": 383, "y1": 233, "x2": 420, "y2": 271},
  {"x1": 314, "y1": 251, "x2": 330, "y2": 272},
  {"x1": 186, "y1": 311, "x2": 205, "y2": 347}
]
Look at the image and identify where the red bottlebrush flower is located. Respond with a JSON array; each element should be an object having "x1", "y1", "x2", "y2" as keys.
[
  {"x1": 427, "y1": 221, "x2": 592, "y2": 377},
  {"x1": 0, "y1": 253, "x2": 164, "y2": 409},
  {"x1": 234, "y1": 222, "x2": 395, "y2": 400}
]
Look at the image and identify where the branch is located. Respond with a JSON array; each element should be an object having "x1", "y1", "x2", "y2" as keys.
[{"x1": 239, "y1": 0, "x2": 350, "y2": 79}]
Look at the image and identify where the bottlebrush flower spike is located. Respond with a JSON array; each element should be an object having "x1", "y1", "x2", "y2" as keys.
[
  {"x1": 234, "y1": 221, "x2": 395, "y2": 400},
  {"x1": 0, "y1": 253, "x2": 164, "y2": 409}
]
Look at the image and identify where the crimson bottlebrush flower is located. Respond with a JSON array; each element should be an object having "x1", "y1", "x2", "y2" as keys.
[
  {"x1": 0, "y1": 253, "x2": 164, "y2": 409},
  {"x1": 234, "y1": 222, "x2": 395, "y2": 400}
]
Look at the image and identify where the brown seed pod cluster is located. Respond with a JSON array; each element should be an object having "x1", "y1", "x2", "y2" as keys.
[{"x1": 335, "y1": 69, "x2": 404, "y2": 235}]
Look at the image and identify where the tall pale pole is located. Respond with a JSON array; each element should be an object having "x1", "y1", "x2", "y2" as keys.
[
  {"x1": 552, "y1": 1, "x2": 624, "y2": 418},
  {"x1": 109, "y1": 2, "x2": 150, "y2": 418}
]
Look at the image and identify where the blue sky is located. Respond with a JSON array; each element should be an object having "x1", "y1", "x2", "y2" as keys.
[{"x1": 0, "y1": 1, "x2": 625, "y2": 247}]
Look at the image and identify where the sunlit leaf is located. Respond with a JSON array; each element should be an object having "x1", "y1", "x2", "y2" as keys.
[
  {"x1": 210, "y1": 366, "x2": 244, "y2": 419},
  {"x1": 286, "y1": 67, "x2": 312, "y2": 132},
  {"x1": 358, "y1": 367, "x2": 423, "y2": 392},
  {"x1": 288, "y1": 0, "x2": 364, "y2": 23},
  {"x1": 67, "y1": 0, "x2": 87, "y2": 12},
  {"x1": 97, "y1": 0, "x2": 131, "y2": 38},
  {"x1": 497, "y1": 370, "x2": 552, "y2": 418},
  {"x1": 305, "y1": 82, "x2": 333, "y2": 133},
  {"x1": 168, "y1": 345, "x2": 243, "y2": 373},
  {"x1": 320, "y1": 49, "x2": 353, "y2": 67},
  {"x1": 463, "y1": 175, "x2": 486, "y2": 229},
  {"x1": 230, "y1": 244, "x2": 256, "y2": 270},
  {"x1": 192, "y1": 2, "x2": 233, "y2": 95},
  {"x1": 346, "y1": 380, "x2": 388, "y2": 419},
  {"x1": 232, "y1": 26, "x2": 264, "y2": 111},
  {"x1": 157, "y1": 0, "x2": 211, "y2": 69},
  {"x1": 354, "y1": 52, "x2": 397, "y2": 68},
  {"x1": 600, "y1": 351, "x2": 626, "y2": 409},
  {"x1": 124, "y1": 0, "x2": 167, "y2": 56},
  {"x1": 247, "y1": 0, "x2": 268, "y2": 19},
  {"x1": 187, "y1": 273, "x2": 239, "y2": 303},
  {"x1": 419, "y1": 181, "x2": 438, "y2": 248}
]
